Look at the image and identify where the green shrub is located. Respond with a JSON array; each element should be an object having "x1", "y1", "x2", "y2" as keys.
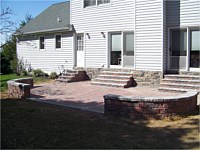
[
  {"x1": 33, "y1": 69, "x2": 45, "y2": 77},
  {"x1": 20, "y1": 70, "x2": 28, "y2": 76},
  {"x1": 49, "y1": 72, "x2": 58, "y2": 79}
]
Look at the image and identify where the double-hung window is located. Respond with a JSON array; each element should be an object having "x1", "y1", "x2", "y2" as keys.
[
  {"x1": 84, "y1": 0, "x2": 110, "y2": 7},
  {"x1": 55, "y1": 35, "x2": 61, "y2": 49},
  {"x1": 39, "y1": 36, "x2": 45, "y2": 50},
  {"x1": 84, "y1": 0, "x2": 96, "y2": 7},
  {"x1": 97, "y1": 0, "x2": 110, "y2": 5}
]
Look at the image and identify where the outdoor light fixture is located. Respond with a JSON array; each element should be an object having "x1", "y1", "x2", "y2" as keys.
[
  {"x1": 101, "y1": 32, "x2": 105, "y2": 38},
  {"x1": 86, "y1": 33, "x2": 90, "y2": 39}
]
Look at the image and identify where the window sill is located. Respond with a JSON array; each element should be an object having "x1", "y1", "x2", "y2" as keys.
[{"x1": 55, "y1": 48, "x2": 62, "y2": 51}]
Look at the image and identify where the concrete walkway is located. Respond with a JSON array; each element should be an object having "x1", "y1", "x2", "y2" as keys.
[{"x1": 30, "y1": 81, "x2": 179, "y2": 113}]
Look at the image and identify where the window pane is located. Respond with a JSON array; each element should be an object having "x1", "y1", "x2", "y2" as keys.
[
  {"x1": 124, "y1": 33, "x2": 134, "y2": 56},
  {"x1": 111, "y1": 34, "x2": 121, "y2": 51},
  {"x1": 171, "y1": 29, "x2": 187, "y2": 56},
  {"x1": 76, "y1": 34, "x2": 84, "y2": 51},
  {"x1": 191, "y1": 30, "x2": 200, "y2": 51},
  {"x1": 40, "y1": 37, "x2": 44, "y2": 49},
  {"x1": 56, "y1": 35, "x2": 61, "y2": 48},
  {"x1": 190, "y1": 30, "x2": 200, "y2": 68},
  {"x1": 98, "y1": 0, "x2": 110, "y2": 5},
  {"x1": 84, "y1": 0, "x2": 96, "y2": 7}
]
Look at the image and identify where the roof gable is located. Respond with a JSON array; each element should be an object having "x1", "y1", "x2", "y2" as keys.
[{"x1": 17, "y1": 1, "x2": 70, "y2": 34}]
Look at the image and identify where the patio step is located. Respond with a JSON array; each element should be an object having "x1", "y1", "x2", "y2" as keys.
[
  {"x1": 161, "y1": 78, "x2": 200, "y2": 85},
  {"x1": 158, "y1": 74, "x2": 200, "y2": 93},
  {"x1": 91, "y1": 70, "x2": 133, "y2": 88},
  {"x1": 56, "y1": 70, "x2": 88, "y2": 83},
  {"x1": 91, "y1": 81, "x2": 128, "y2": 88}
]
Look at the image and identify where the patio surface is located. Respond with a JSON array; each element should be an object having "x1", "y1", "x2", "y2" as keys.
[{"x1": 30, "y1": 81, "x2": 179, "y2": 113}]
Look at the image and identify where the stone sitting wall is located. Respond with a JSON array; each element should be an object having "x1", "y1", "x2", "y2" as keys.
[
  {"x1": 104, "y1": 91, "x2": 198, "y2": 119},
  {"x1": 7, "y1": 77, "x2": 33, "y2": 99}
]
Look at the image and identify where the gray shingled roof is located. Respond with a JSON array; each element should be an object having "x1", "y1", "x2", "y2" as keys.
[{"x1": 16, "y1": 1, "x2": 71, "y2": 35}]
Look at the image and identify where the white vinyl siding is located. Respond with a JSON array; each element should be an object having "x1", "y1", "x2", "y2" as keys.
[
  {"x1": 135, "y1": 0, "x2": 163, "y2": 71},
  {"x1": 71, "y1": 0, "x2": 135, "y2": 68},
  {"x1": 17, "y1": 33, "x2": 73, "y2": 74},
  {"x1": 167, "y1": 0, "x2": 200, "y2": 27}
]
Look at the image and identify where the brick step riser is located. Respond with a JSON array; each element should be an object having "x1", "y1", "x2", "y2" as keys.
[
  {"x1": 161, "y1": 80, "x2": 200, "y2": 85},
  {"x1": 160, "y1": 84, "x2": 200, "y2": 90},
  {"x1": 164, "y1": 76, "x2": 200, "y2": 81},
  {"x1": 91, "y1": 83, "x2": 127, "y2": 88},
  {"x1": 92, "y1": 79, "x2": 132, "y2": 85}
]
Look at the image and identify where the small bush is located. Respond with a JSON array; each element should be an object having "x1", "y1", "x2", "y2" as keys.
[
  {"x1": 33, "y1": 69, "x2": 45, "y2": 77},
  {"x1": 49, "y1": 72, "x2": 58, "y2": 79},
  {"x1": 20, "y1": 70, "x2": 28, "y2": 76}
]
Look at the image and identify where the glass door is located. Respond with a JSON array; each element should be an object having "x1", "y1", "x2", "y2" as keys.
[
  {"x1": 190, "y1": 29, "x2": 200, "y2": 70},
  {"x1": 123, "y1": 32, "x2": 134, "y2": 68},
  {"x1": 110, "y1": 33, "x2": 121, "y2": 67},
  {"x1": 170, "y1": 29, "x2": 187, "y2": 70}
]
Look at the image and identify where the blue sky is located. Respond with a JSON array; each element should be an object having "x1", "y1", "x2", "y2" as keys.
[{"x1": 1, "y1": 0, "x2": 68, "y2": 43}]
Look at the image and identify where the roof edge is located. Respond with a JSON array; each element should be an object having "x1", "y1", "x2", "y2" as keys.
[{"x1": 14, "y1": 25, "x2": 73, "y2": 36}]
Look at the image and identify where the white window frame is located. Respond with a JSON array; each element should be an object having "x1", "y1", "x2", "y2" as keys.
[
  {"x1": 55, "y1": 34, "x2": 62, "y2": 50},
  {"x1": 83, "y1": 0, "x2": 111, "y2": 8},
  {"x1": 39, "y1": 36, "x2": 45, "y2": 50}
]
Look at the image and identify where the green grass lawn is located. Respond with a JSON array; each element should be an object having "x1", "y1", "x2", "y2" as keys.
[
  {"x1": 0, "y1": 74, "x2": 52, "y2": 92},
  {"x1": 1, "y1": 99, "x2": 199, "y2": 149},
  {"x1": 0, "y1": 74, "x2": 25, "y2": 92}
]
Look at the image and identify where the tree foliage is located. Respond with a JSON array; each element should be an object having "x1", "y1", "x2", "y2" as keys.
[
  {"x1": 0, "y1": 6, "x2": 15, "y2": 34},
  {"x1": 19, "y1": 13, "x2": 33, "y2": 28},
  {"x1": 1, "y1": 11, "x2": 33, "y2": 74}
]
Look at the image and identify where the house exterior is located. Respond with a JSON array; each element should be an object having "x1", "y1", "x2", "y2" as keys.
[{"x1": 16, "y1": 0, "x2": 200, "y2": 84}]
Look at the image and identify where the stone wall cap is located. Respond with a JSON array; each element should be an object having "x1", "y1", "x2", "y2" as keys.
[
  {"x1": 7, "y1": 77, "x2": 33, "y2": 88},
  {"x1": 104, "y1": 91, "x2": 199, "y2": 102}
]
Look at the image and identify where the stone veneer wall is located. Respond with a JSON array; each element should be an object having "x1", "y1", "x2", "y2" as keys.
[
  {"x1": 7, "y1": 77, "x2": 33, "y2": 99},
  {"x1": 132, "y1": 70, "x2": 163, "y2": 87},
  {"x1": 104, "y1": 91, "x2": 198, "y2": 119},
  {"x1": 75, "y1": 67, "x2": 163, "y2": 87}
]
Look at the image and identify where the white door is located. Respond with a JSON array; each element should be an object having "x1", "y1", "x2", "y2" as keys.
[
  {"x1": 110, "y1": 33, "x2": 122, "y2": 68},
  {"x1": 76, "y1": 34, "x2": 84, "y2": 67}
]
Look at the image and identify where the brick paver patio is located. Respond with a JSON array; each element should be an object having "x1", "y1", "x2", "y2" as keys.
[{"x1": 30, "y1": 81, "x2": 179, "y2": 113}]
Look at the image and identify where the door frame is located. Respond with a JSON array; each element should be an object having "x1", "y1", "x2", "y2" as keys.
[
  {"x1": 167, "y1": 26, "x2": 200, "y2": 72},
  {"x1": 75, "y1": 32, "x2": 85, "y2": 68},
  {"x1": 108, "y1": 31, "x2": 123, "y2": 68},
  {"x1": 107, "y1": 30, "x2": 135, "y2": 69}
]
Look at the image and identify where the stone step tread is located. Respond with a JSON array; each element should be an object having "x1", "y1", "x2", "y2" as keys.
[
  {"x1": 101, "y1": 71, "x2": 132, "y2": 74},
  {"x1": 162, "y1": 78, "x2": 200, "y2": 82},
  {"x1": 158, "y1": 87, "x2": 198, "y2": 92},
  {"x1": 55, "y1": 79, "x2": 70, "y2": 82},
  {"x1": 91, "y1": 81, "x2": 126, "y2": 87},
  {"x1": 93, "y1": 78, "x2": 130, "y2": 82},
  {"x1": 98, "y1": 74, "x2": 132, "y2": 78},
  {"x1": 164, "y1": 74, "x2": 200, "y2": 78},
  {"x1": 160, "y1": 83, "x2": 200, "y2": 87}
]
